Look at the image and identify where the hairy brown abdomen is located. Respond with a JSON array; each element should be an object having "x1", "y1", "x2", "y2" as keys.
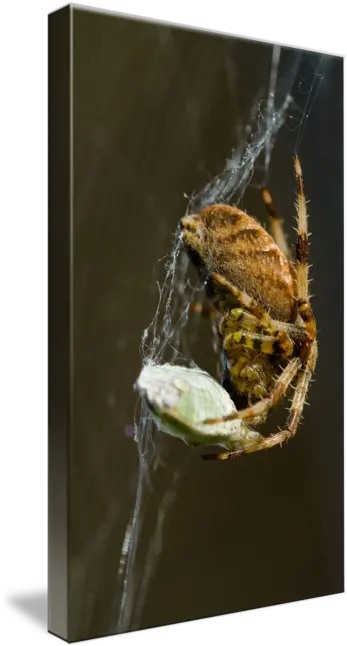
[{"x1": 181, "y1": 204, "x2": 296, "y2": 322}]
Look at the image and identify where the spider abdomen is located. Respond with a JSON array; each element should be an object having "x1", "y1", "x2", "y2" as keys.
[{"x1": 181, "y1": 204, "x2": 296, "y2": 322}]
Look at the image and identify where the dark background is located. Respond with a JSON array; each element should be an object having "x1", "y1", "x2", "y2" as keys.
[{"x1": 69, "y1": 6, "x2": 343, "y2": 642}]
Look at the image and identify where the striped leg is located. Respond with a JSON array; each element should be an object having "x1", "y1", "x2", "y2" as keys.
[
  {"x1": 203, "y1": 360, "x2": 309, "y2": 460},
  {"x1": 210, "y1": 272, "x2": 293, "y2": 354},
  {"x1": 203, "y1": 357, "x2": 301, "y2": 426},
  {"x1": 223, "y1": 329, "x2": 294, "y2": 357},
  {"x1": 293, "y1": 155, "x2": 316, "y2": 341},
  {"x1": 294, "y1": 154, "x2": 309, "y2": 302}
]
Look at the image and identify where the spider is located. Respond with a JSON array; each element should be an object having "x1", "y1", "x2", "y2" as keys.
[{"x1": 180, "y1": 155, "x2": 317, "y2": 460}]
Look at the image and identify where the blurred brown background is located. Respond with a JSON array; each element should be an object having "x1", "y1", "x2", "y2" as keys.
[{"x1": 69, "y1": 6, "x2": 343, "y2": 642}]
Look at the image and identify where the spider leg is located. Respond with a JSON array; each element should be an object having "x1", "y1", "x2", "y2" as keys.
[
  {"x1": 203, "y1": 343, "x2": 315, "y2": 460},
  {"x1": 210, "y1": 271, "x2": 278, "y2": 330},
  {"x1": 223, "y1": 329, "x2": 294, "y2": 357},
  {"x1": 210, "y1": 272, "x2": 294, "y2": 354},
  {"x1": 220, "y1": 309, "x2": 310, "y2": 347},
  {"x1": 203, "y1": 357, "x2": 301, "y2": 425},
  {"x1": 221, "y1": 309, "x2": 294, "y2": 355},
  {"x1": 221, "y1": 308, "x2": 271, "y2": 334},
  {"x1": 261, "y1": 187, "x2": 292, "y2": 259},
  {"x1": 293, "y1": 155, "x2": 317, "y2": 342},
  {"x1": 294, "y1": 155, "x2": 309, "y2": 302}
]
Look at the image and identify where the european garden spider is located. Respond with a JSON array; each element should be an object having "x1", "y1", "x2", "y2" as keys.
[{"x1": 180, "y1": 155, "x2": 318, "y2": 460}]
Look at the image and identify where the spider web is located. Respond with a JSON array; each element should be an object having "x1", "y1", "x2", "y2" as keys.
[{"x1": 115, "y1": 43, "x2": 327, "y2": 634}]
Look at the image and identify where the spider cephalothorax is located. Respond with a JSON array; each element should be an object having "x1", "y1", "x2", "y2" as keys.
[{"x1": 180, "y1": 155, "x2": 318, "y2": 459}]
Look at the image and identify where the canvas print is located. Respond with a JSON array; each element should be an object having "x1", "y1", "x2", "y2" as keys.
[{"x1": 48, "y1": 4, "x2": 344, "y2": 643}]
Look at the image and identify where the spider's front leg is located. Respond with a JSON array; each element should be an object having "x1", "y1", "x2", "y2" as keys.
[
  {"x1": 204, "y1": 357, "x2": 313, "y2": 460},
  {"x1": 203, "y1": 356, "x2": 301, "y2": 426},
  {"x1": 202, "y1": 357, "x2": 304, "y2": 460}
]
